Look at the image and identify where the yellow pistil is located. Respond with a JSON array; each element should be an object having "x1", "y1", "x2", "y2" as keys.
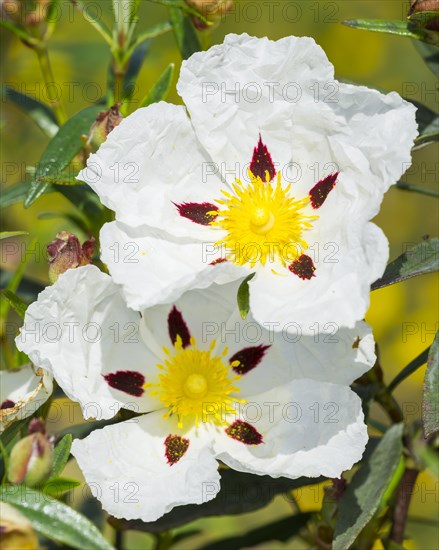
[
  {"x1": 149, "y1": 337, "x2": 242, "y2": 428},
  {"x1": 212, "y1": 171, "x2": 317, "y2": 268}
]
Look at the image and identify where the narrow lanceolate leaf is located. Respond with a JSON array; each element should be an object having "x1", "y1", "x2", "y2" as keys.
[
  {"x1": 237, "y1": 273, "x2": 255, "y2": 319},
  {"x1": 333, "y1": 424, "x2": 404, "y2": 550},
  {"x1": 414, "y1": 40, "x2": 439, "y2": 76},
  {"x1": 140, "y1": 63, "x2": 175, "y2": 107},
  {"x1": 413, "y1": 131, "x2": 439, "y2": 150},
  {"x1": 1, "y1": 182, "x2": 54, "y2": 208},
  {"x1": 371, "y1": 238, "x2": 439, "y2": 290},
  {"x1": 50, "y1": 434, "x2": 73, "y2": 478},
  {"x1": 199, "y1": 513, "x2": 312, "y2": 550},
  {"x1": 24, "y1": 104, "x2": 103, "y2": 208},
  {"x1": 0, "y1": 231, "x2": 29, "y2": 240},
  {"x1": 423, "y1": 330, "x2": 439, "y2": 437},
  {"x1": 3, "y1": 86, "x2": 59, "y2": 138},
  {"x1": 342, "y1": 18, "x2": 428, "y2": 40},
  {"x1": 42, "y1": 477, "x2": 81, "y2": 498},
  {"x1": 408, "y1": 100, "x2": 439, "y2": 136},
  {"x1": 170, "y1": 6, "x2": 202, "y2": 59},
  {"x1": 0, "y1": 290, "x2": 27, "y2": 318},
  {"x1": 110, "y1": 470, "x2": 323, "y2": 533},
  {"x1": 0, "y1": 485, "x2": 115, "y2": 550}
]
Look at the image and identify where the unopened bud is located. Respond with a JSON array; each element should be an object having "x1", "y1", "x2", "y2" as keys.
[
  {"x1": 7, "y1": 423, "x2": 54, "y2": 487},
  {"x1": 0, "y1": 502, "x2": 38, "y2": 550},
  {"x1": 47, "y1": 231, "x2": 95, "y2": 283},
  {"x1": 185, "y1": 0, "x2": 233, "y2": 30},
  {"x1": 86, "y1": 103, "x2": 124, "y2": 151}
]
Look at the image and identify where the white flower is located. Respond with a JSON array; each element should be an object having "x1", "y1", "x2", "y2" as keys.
[
  {"x1": 17, "y1": 265, "x2": 375, "y2": 521},
  {"x1": 78, "y1": 33, "x2": 417, "y2": 333},
  {"x1": 0, "y1": 364, "x2": 53, "y2": 433}
]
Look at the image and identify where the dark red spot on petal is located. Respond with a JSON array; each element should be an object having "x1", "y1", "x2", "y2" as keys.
[
  {"x1": 0, "y1": 399, "x2": 15, "y2": 410},
  {"x1": 168, "y1": 306, "x2": 191, "y2": 348},
  {"x1": 250, "y1": 134, "x2": 276, "y2": 182},
  {"x1": 174, "y1": 202, "x2": 219, "y2": 225},
  {"x1": 352, "y1": 337, "x2": 361, "y2": 349},
  {"x1": 225, "y1": 420, "x2": 263, "y2": 445},
  {"x1": 309, "y1": 172, "x2": 338, "y2": 209},
  {"x1": 229, "y1": 344, "x2": 271, "y2": 375},
  {"x1": 209, "y1": 257, "x2": 227, "y2": 266},
  {"x1": 164, "y1": 434, "x2": 190, "y2": 465},
  {"x1": 289, "y1": 254, "x2": 316, "y2": 280},
  {"x1": 103, "y1": 371, "x2": 145, "y2": 397}
]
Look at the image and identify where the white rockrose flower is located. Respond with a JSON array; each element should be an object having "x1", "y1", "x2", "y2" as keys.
[
  {"x1": 17, "y1": 265, "x2": 375, "y2": 521},
  {"x1": 0, "y1": 364, "x2": 53, "y2": 433},
  {"x1": 78, "y1": 33, "x2": 418, "y2": 333}
]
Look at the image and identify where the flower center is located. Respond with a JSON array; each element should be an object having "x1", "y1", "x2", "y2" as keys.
[
  {"x1": 212, "y1": 171, "x2": 317, "y2": 268},
  {"x1": 149, "y1": 337, "x2": 241, "y2": 428}
]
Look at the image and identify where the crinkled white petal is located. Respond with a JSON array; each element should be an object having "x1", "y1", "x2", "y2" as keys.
[
  {"x1": 16, "y1": 266, "x2": 160, "y2": 419},
  {"x1": 100, "y1": 221, "x2": 249, "y2": 311},
  {"x1": 78, "y1": 102, "x2": 223, "y2": 240},
  {"x1": 213, "y1": 379, "x2": 367, "y2": 479},
  {"x1": 0, "y1": 364, "x2": 53, "y2": 433},
  {"x1": 178, "y1": 33, "x2": 335, "y2": 178},
  {"x1": 71, "y1": 413, "x2": 220, "y2": 522}
]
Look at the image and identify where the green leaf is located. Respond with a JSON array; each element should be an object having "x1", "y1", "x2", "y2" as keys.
[
  {"x1": 109, "y1": 40, "x2": 151, "y2": 104},
  {"x1": 395, "y1": 181, "x2": 439, "y2": 198},
  {"x1": 414, "y1": 40, "x2": 439, "y2": 76},
  {"x1": 333, "y1": 424, "x2": 404, "y2": 550},
  {"x1": 237, "y1": 273, "x2": 255, "y2": 319},
  {"x1": 199, "y1": 513, "x2": 311, "y2": 550},
  {"x1": 111, "y1": 469, "x2": 324, "y2": 533},
  {"x1": 127, "y1": 21, "x2": 173, "y2": 55},
  {"x1": 408, "y1": 10, "x2": 439, "y2": 28},
  {"x1": 3, "y1": 86, "x2": 59, "y2": 138},
  {"x1": 42, "y1": 477, "x2": 81, "y2": 498},
  {"x1": 342, "y1": 18, "x2": 428, "y2": 40},
  {"x1": 140, "y1": 63, "x2": 175, "y2": 107},
  {"x1": 413, "y1": 131, "x2": 439, "y2": 150},
  {"x1": 0, "y1": 18, "x2": 33, "y2": 42},
  {"x1": 408, "y1": 100, "x2": 439, "y2": 136},
  {"x1": 388, "y1": 348, "x2": 429, "y2": 392},
  {"x1": 24, "y1": 104, "x2": 103, "y2": 208},
  {"x1": 170, "y1": 6, "x2": 202, "y2": 59},
  {"x1": 72, "y1": 0, "x2": 113, "y2": 46},
  {"x1": 423, "y1": 330, "x2": 439, "y2": 437},
  {"x1": 0, "y1": 290, "x2": 27, "y2": 318},
  {"x1": 371, "y1": 238, "x2": 438, "y2": 290},
  {"x1": 0, "y1": 485, "x2": 115, "y2": 549},
  {"x1": 0, "y1": 231, "x2": 29, "y2": 240},
  {"x1": 0, "y1": 182, "x2": 54, "y2": 208},
  {"x1": 50, "y1": 434, "x2": 73, "y2": 478}
]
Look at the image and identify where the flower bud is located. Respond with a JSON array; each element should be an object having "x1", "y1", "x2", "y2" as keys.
[
  {"x1": 409, "y1": 0, "x2": 439, "y2": 31},
  {"x1": 0, "y1": 502, "x2": 38, "y2": 550},
  {"x1": 185, "y1": 0, "x2": 234, "y2": 30},
  {"x1": 86, "y1": 103, "x2": 124, "y2": 151},
  {"x1": 7, "y1": 421, "x2": 54, "y2": 487},
  {"x1": 47, "y1": 231, "x2": 95, "y2": 283}
]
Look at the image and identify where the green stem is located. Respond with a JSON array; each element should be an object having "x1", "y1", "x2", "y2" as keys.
[
  {"x1": 396, "y1": 181, "x2": 439, "y2": 198},
  {"x1": 35, "y1": 46, "x2": 67, "y2": 125},
  {"x1": 0, "y1": 438, "x2": 9, "y2": 484},
  {"x1": 389, "y1": 468, "x2": 419, "y2": 544},
  {"x1": 367, "y1": 361, "x2": 404, "y2": 424},
  {"x1": 388, "y1": 348, "x2": 429, "y2": 393}
]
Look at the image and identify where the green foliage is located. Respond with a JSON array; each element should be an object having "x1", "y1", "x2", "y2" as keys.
[
  {"x1": 140, "y1": 63, "x2": 175, "y2": 107},
  {"x1": 0, "y1": 290, "x2": 27, "y2": 318},
  {"x1": 414, "y1": 40, "x2": 439, "y2": 76},
  {"x1": 198, "y1": 513, "x2": 312, "y2": 550},
  {"x1": 423, "y1": 331, "x2": 439, "y2": 437},
  {"x1": 371, "y1": 238, "x2": 439, "y2": 290},
  {"x1": 333, "y1": 424, "x2": 404, "y2": 549},
  {"x1": 170, "y1": 6, "x2": 202, "y2": 59},
  {"x1": 50, "y1": 434, "x2": 73, "y2": 479},
  {"x1": 41, "y1": 477, "x2": 81, "y2": 498},
  {"x1": 0, "y1": 231, "x2": 29, "y2": 240},
  {"x1": 0, "y1": 182, "x2": 53, "y2": 209},
  {"x1": 24, "y1": 104, "x2": 104, "y2": 208},
  {"x1": 342, "y1": 18, "x2": 439, "y2": 45},
  {"x1": 237, "y1": 273, "x2": 255, "y2": 319},
  {"x1": 0, "y1": 485, "x2": 115, "y2": 550}
]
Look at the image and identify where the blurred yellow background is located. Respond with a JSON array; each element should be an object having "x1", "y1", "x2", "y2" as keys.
[{"x1": 1, "y1": 0, "x2": 438, "y2": 548}]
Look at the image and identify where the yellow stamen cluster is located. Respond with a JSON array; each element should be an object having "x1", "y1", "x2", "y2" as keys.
[
  {"x1": 149, "y1": 337, "x2": 242, "y2": 428},
  {"x1": 212, "y1": 171, "x2": 317, "y2": 267}
]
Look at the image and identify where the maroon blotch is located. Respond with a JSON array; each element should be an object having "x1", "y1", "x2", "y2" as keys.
[
  {"x1": 0, "y1": 399, "x2": 15, "y2": 410},
  {"x1": 174, "y1": 202, "x2": 219, "y2": 225},
  {"x1": 165, "y1": 434, "x2": 190, "y2": 465},
  {"x1": 225, "y1": 420, "x2": 263, "y2": 445},
  {"x1": 168, "y1": 306, "x2": 191, "y2": 348},
  {"x1": 289, "y1": 254, "x2": 316, "y2": 280},
  {"x1": 209, "y1": 258, "x2": 227, "y2": 266},
  {"x1": 250, "y1": 135, "x2": 276, "y2": 182},
  {"x1": 229, "y1": 344, "x2": 271, "y2": 375},
  {"x1": 103, "y1": 370, "x2": 145, "y2": 397},
  {"x1": 309, "y1": 172, "x2": 338, "y2": 209}
]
